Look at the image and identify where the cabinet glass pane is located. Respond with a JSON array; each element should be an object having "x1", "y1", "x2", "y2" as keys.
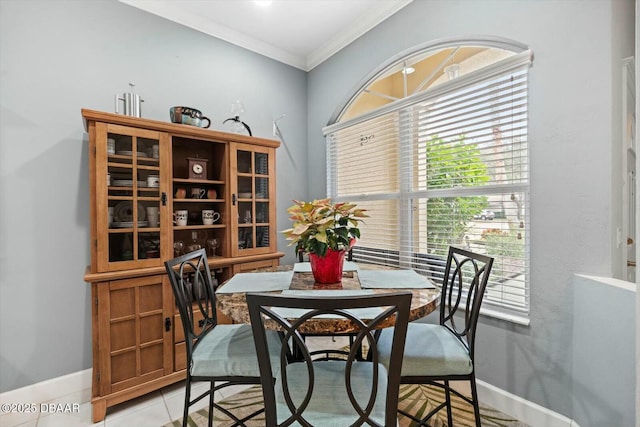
[
  {"x1": 237, "y1": 150, "x2": 252, "y2": 173},
  {"x1": 237, "y1": 176, "x2": 252, "y2": 197},
  {"x1": 139, "y1": 232, "x2": 160, "y2": 259},
  {"x1": 255, "y1": 152, "x2": 268, "y2": 175},
  {"x1": 238, "y1": 227, "x2": 254, "y2": 250},
  {"x1": 109, "y1": 233, "x2": 134, "y2": 261},
  {"x1": 256, "y1": 202, "x2": 269, "y2": 223},
  {"x1": 255, "y1": 177, "x2": 268, "y2": 199},
  {"x1": 238, "y1": 198, "x2": 254, "y2": 250},
  {"x1": 238, "y1": 201, "x2": 253, "y2": 225},
  {"x1": 256, "y1": 226, "x2": 270, "y2": 248},
  {"x1": 137, "y1": 137, "x2": 160, "y2": 161},
  {"x1": 110, "y1": 134, "x2": 132, "y2": 155},
  {"x1": 143, "y1": 201, "x2": 160, "y2": 229}
]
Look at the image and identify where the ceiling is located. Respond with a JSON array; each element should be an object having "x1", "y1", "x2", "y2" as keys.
[{"x1": 119, "y1": 0, "x2": 413, "y2": 71}]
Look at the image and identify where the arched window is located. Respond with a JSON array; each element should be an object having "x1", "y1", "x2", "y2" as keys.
[{"x1": 323, "y1": 37, "x2": 532, "y2": 324}]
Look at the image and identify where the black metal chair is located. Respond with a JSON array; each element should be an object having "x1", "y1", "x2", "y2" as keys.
[
  {"x1": 165, "y1": 249, "x2": 281, "y2": 427},
  {"x1": 247, "y1": 291, "x2": 412, "y2": 427},
  {"x1": 377, "y1": 246, "x2": 494, "y2": 427}
]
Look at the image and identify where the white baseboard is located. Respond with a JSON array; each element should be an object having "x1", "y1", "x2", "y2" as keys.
[
  {"x1": 0, "y1": 369, "x2": 581, "y2": 427},
  {"x1": 0, "y1": 369, "x2": 92, "y2": 406},
  {"x1": 477, "y1": 379, "x2": 581, "y2": 427}
]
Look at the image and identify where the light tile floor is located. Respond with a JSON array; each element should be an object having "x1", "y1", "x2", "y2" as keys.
[
  {"x1": 3, "y1": 337, "x2": 468, "y2": 427},
  {"x1": 0, "y1": 337, "x2": 343, "y2": 427},
  {"x1": 0, "y1": 380, "x2": 253, "y2": 427}
]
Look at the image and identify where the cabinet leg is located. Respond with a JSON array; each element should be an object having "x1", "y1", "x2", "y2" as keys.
[{"x1": 92, "y1": 400, "x2": 107, "y2": 423}]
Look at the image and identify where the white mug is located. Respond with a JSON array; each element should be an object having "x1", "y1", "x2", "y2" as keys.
[
  {"x1": 152, "y1": 144, "x2": 159, "y2": 159},
  {"x1": 202, "y1": 210, "x2": 221, "y2": 225},
  {"x1": 146, "y1": 206, "x2": 159, "y2": 227},
  {"x1": 173, "y1": 210, "x2": 188, "y2": 226},
  {"x1": 147, "y1": 175, "x2": 160, "y2": 188}
]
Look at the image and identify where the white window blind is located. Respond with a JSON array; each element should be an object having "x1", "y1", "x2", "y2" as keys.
[{"x1": 324, "y1": 51, "x2": 532, "y2": 323}]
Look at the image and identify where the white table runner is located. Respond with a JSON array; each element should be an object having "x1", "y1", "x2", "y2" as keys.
[
  {"x1": 358, "y1": 269, "x2": 436, "y2": 289},
  {"x1": 216, "y1": 271, "x2": 294, "y2": 294}
]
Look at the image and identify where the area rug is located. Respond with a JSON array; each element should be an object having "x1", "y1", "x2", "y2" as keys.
[{"x1": 163, "y1": 383, "x2": 529, "y2": 427}]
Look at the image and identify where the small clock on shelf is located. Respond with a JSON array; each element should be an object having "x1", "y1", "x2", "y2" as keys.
[{"x1": 187, "y1": 157, "x2": 208, "y2": 180}]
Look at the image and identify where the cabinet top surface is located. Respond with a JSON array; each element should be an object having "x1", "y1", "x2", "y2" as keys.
[{"x1": 82, "y1": 109, "x2": 280, "y2": 148}]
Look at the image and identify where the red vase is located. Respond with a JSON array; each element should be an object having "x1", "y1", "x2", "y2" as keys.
[{"x1": 308, "y1": 249, "x2": 346, "y2": 284}]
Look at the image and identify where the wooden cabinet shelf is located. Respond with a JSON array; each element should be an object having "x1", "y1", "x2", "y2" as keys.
[
  {"x1": 173, "y1": 224, "x2": 226, "y2": 230},
  {"x1": 173, "y1": 177, "x2": 224, "y2": 185},
  {"x1": 83, "y1": 109, "x2": 283, "y2": 422},
  {"x1": 173, "y1": 198, "x2": 225, "y2": 203}
]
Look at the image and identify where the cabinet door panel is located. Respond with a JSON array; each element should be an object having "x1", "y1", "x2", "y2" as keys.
[
  {"x1": 111, "y1": 352, "x2": 137, "y2": 384},
  {"x1": 140, "y1": 345, "x2": 165, "y2": 375},
  {"x1": 110, "y1": 320, "x2": 136, "y2": 351},
  {"x1": 173, "y1": 309, "x2": 205, "y2": 343},
  {"x1": 140, "y1": 313, "x2": 164, "y2": 342},
  {"x1": 97, "y1": 275, "x2": 173, "y2": 395}
]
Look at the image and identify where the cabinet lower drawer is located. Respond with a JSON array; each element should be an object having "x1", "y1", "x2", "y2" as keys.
[
  {"x1": 174, "y1": 310, "x2": 205, "y2": 343},
  {"x1": 175, "y1": 342, "x2": 187, "y2": 371},
  {"x1": 174, "y1": 307, "x2": 231, "y2": 343},
  {"x1": 232, "y1": 259, "x2": 278, "y2": 274},
  {"x1": 174, "y1": 307, "x2": 234, "y2": 371}
]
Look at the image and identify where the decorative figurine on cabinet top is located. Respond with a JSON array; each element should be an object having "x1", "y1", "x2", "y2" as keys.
[{"x1": 223, "y1": 100, "x2": 252, "y2": 136}]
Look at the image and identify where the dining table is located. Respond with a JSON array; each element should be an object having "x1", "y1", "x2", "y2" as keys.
[{"x1": 215, "y1": 262, "x2": 440, "y2": 335}]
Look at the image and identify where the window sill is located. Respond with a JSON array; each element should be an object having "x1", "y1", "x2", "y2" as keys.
[{"x1": 480, "y1": 306, "x2": 530, "y2": 326}]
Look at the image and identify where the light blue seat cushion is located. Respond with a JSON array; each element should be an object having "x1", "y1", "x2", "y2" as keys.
[
  {"x1": 191, "y1": 323, "x2": 280, "y2": 378},
  {"x1": 378, "y1": 323, "x2": 472, "y2": 377},
  {"x1": 275, "y1": 360, "x2": 390, "y2": 426}
]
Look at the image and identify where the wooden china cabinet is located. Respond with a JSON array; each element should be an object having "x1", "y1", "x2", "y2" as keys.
[{"x1": 82, "y1": 109, "x2": 283, "y2": 422}]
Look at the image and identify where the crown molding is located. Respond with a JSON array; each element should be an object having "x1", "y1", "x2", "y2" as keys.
[
  {"x1": 119, "y1": 0, "x2": 413, "y2": 72},
  {"x1": 305, "y1": 0, "x2": 413, "y2": 70},
  {"x1": 119, "y1": 0, "x2": 307, "y2": 70}
]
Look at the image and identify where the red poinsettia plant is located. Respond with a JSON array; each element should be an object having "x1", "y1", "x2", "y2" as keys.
[{"x1": 282, "y1": 198, "x2": 368, "y2": 257}]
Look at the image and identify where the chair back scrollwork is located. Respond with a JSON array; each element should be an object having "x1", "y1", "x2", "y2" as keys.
[
  {"x1": 165, "y1": 249, "x2": 217, "y2": 357},
  {"x1": 440, "y1": 246, "x2": 494, "y2": 359},
  {"x1": 247, "y1": 291, "x2": 412, "y2": 427}
]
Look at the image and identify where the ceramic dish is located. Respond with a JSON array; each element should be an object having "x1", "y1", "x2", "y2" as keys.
[
  {"x1": 116, "y1": 150, "x2": 148, "y2": 157},
  {"x1": 113, "y1": 201, "x2": 146, "y2": 222},
  {"x1": 238, "y1": 192, "x2": 252, "y2": 198},
  {"x1": 112, "y1": 221, "x2": 149, "y2": 228},
  {"x1": 112, "y1": 179, "x2": 146, "y2": 187}
]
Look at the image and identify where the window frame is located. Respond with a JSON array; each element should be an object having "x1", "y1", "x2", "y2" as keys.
[{"x1": 324, "y1": 39, "x2": 532, "y2": 325}]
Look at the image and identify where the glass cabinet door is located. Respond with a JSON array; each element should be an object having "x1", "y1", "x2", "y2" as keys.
[
  {"x1": 96, "y1": 123, "x2": 168, "y2": 272},
  {"x1": 231, "y1": 143, "x2": 275, "y2": 256}
]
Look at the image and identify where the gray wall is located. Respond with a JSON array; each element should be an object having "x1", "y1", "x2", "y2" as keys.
[
  {"x1": 572, "y1": 275, "x2": 635, "y2": 426},
  {"x1": 1, "y1": 0, "x2": 636, "y2": 423},
  {"x1": 0, "y1": 0, "x2": 306, "y2": 392},
  {"x1": 307, "y1": 0, "x2": 635, "y2": 420}
]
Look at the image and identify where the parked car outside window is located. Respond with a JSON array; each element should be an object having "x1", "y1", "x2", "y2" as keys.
[{"x1": 473, "y1": 210, "x2": 495, "y2": 220}]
